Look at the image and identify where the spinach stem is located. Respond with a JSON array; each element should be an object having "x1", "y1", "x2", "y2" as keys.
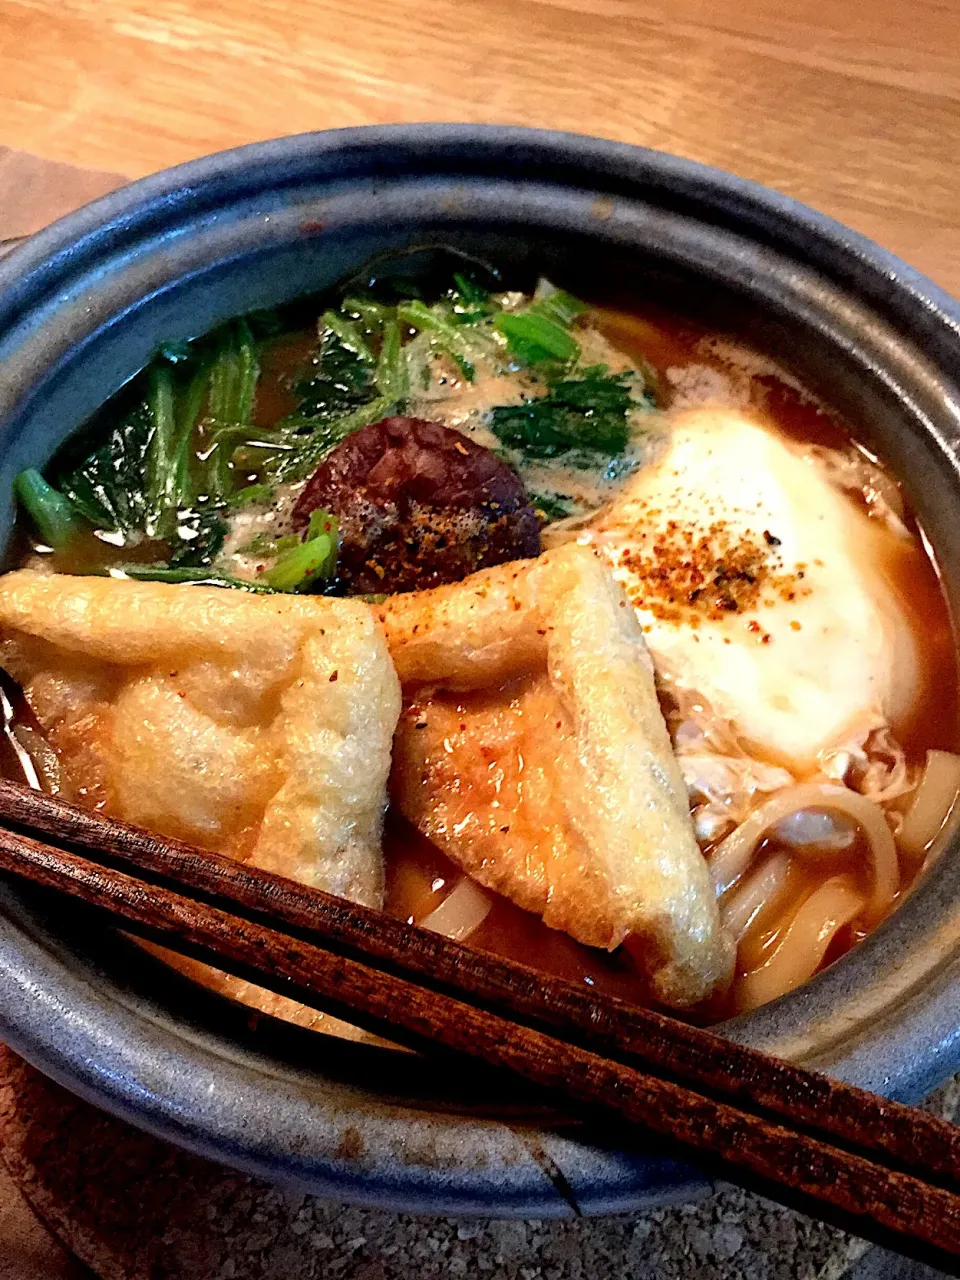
[
  {"x1": 264, "y1": 533, "x2": 336, "y2": 591},
  {"x1": 397, "y1": 300, "x2": 477, "y2": 381},
  {"x1": 375, "y1": 318, "x2": 409, "y2": 404},
  {"x1": 108, "y1": 565, "x2": 278, "y2": 592},
  {"x1": 146, "y1": 365, "x2": 180, "y2": 536},
  {"x1": 322, "y1": 311, "x2": 376, "y2": 366},
  {"x1": 13, "y1": 470, "x2": 83, "y2": 549}
]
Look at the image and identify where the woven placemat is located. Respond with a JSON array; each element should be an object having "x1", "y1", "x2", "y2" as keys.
[
  {"x1": 5, "y1": 1043, "x2": 946, "y2": 1280},
  {"x1": 0, "y1": 147, "x2": 123, "y2": 242}
]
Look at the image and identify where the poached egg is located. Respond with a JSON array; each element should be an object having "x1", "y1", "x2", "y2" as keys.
[{"x1": 571, "y1": 408, "x2": 918, "y2": 774}]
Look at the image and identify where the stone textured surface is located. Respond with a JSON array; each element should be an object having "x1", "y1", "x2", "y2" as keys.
[
  {"x1": 0, "y1": 1150, "x2": 91, "y2": 1280},
  {"x1": 0, "y1": 1046, "x2": 954, "y2": 1280}
]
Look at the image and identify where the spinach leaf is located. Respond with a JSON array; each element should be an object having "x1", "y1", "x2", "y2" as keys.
[
  {"x1": 490, "y1": 367, "x2": 647, "y2": 458},
  {"x1": 206, "y1": 319, "x2": 259, "y2": 428},
  {"x1": 397, "y1": 300, "x2": 477, "y2": 382},
  {"x1": 167, "y1": 504, "x2": 227, "y2": 568},
  {"x1": 495, "y1": 311, "x2": 579, "y2": 367},
  {"x1": 52, "y1": 397, "x2": 154, "y2": 534},
  {"x1": 450, "y1": 272, "x2": 492, "y2": 323},
  {"x1": 50, "y1": 317, "x2": 260, "y2": 559},
  {"x1": 145, "y1": 365, "x2": 183, "y2": 537},
  {"x1": 267, "y1": 395, "x2": 396, "y2": 483},
  {"x1": 493, "y1": 287, "x2": 587, "y2": 369},
  {"x1": 293, "y1": 318, "x2": 378, "y2": 422},
  {"x1": 341, "y1": 297, "x2": 394, "y2": 337},
  {"x1": 199, "y1": 320, "x2": 262, "y2": 501},
  {"x1": 528, "y1": 287, "x2": 588, "y2": 330},
  {"x1": 13, "y1": 470, "x2": 84, "y2": 549},
  {"x1": 375, "y1": 317, "x2": 409, "y2": 403},
  {"x1": 263, "y1": 310, "x2": 405, "y2": 483}
]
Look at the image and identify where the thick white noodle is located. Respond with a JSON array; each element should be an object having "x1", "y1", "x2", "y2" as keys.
[
  {"x1": 720, "y1": 854, "x2": 791, "y2": 944},
  {"x1": 709, "y1": 782, "x2": 898, "y2": 918},
  {"x1": 774, "y1": 809, "x2": 855, "y2": 854},
  {"x1": 736, "y1": 876, "x2": 863, "y2": 1012},
  {"x1": 898, "y1": 750, "x2": 960, "y2": 859},
  {"x1": 419, "y1": 876, "x2": 493, "y2": 941}
]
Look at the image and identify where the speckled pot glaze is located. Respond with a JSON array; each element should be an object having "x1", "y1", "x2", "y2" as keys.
[{"x1": 0, "y1": 126, "x2": 959, "y2": 1217}]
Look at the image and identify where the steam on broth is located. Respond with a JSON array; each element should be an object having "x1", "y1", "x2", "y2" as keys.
[{"x1": 3, "y1": 259, "x2": 958, "y2": 1029}]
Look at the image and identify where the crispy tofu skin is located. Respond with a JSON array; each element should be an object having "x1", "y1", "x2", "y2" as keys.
[
  {"x1": 380, "y1": 546, "x2": 731, "y2": 1007},
  {"x1": 0, "y1": 572, "x2": 400, "y2": 908}
]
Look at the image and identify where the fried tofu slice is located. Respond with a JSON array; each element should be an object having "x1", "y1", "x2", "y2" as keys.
[
  {"x1": 380, "y1": 545, "x2": 730, "y2": 1007},
  {"x1": 0, "y1": 572, "x2": 400, "y2": 908}
]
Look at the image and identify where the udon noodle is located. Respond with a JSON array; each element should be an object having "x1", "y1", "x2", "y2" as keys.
[
  {"x1": 707, "y1": 783, "x2": 898, "y2": 1010},
  {"x1": 899, "y1": 750, "x2": 960, "y2": 860}
]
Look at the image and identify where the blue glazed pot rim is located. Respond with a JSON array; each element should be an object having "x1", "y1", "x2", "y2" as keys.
[
  {"x1": 0, "y1": 125, "x2": 959, "y2": 1216},
  {"x1": 3, "y1": 124, "x2": 959, "y2": 349}
]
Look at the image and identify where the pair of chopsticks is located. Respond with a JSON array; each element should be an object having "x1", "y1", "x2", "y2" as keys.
[{"x1": 0, "y1": 782, "x2": 957, "y2": 1269}]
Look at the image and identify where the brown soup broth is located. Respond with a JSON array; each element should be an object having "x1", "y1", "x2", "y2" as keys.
[{"x1": 4, "y1": 299, "x2": 957, "y2": 1023}]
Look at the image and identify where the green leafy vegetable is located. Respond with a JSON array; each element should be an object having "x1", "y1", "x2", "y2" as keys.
[
  {"x1": 495, "y1": 311, "x2": 580, "y2": 367},
  {"x1": 268, "y1": 394, "x2": 396, "y2": 483},
  {"x1": 528, "y1": 286, "x2": 588, "y2": 330},
  {"x1": 294, "y1": 319, "x2": 378, "y2": 422},
  {"x1": 264, "y1": 532, "x2": 337, "y2": 591},
  {"x1": 167, "y1": 505, "x2": 227, "y2": 568},
  {"x1": 450, "y1": 272, "x2": 492, "y2": 323},
  {"x1": 375, "y1": 317, "x2": 409, "y2": 404},
  {"x1": 306, "y1": 508, "x2": 339, "y2": 542},
  {"x1": 145, "y1": 366, "x2": 181, "y2": 537},
  {"x1": 53, "y1": 398, "x2": 153, "y2": 534},
  {"x1": 397, "y1": 300, "x2": 476, "y2": 382},
  {"x1": 490, "y1": 367, "x2": 642, "y2": 457},
  {"x1": 320, "y1": 310, "x2": 376, "y2": 367},
  {"x1": 207, "y1": 319, "x2": 259, "y2": 427},
  {"x1": 13, "y1": 470, "x2": 84, "y2": 549},
  {"x1": 259, "y1": 310, "x2": 398, "y2": 482},
  {"x1": 227, "y1": 482, "x2": 276, "y2": 509},
  {"x1": 149, "y1": 321, "x2": 260, "y2": 557},
  {"x1": 341, "y1": 297, "x2": 394, "y2": 336},
  {"x1": 494, "y1": 283, "x2": 588, "y2": 369},
  {"x1": 49, "y1": 317, "x2": 262, "y2": 566},
  {"x1": 108, "y1": 565, "x2": 278, "y2": 592},
  {"x1": 202, "y1": 320, "x2": 261, "y2": 499}
]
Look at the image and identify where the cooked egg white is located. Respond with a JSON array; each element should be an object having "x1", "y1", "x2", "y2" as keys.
[{"x1": 569, "y1": 408, "x2": 919, "y2": 774}]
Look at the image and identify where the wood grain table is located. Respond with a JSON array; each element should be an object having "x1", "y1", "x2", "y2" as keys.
[
  {"x1": 1, "y1": 0, "x2": 960, "y2": 295},
  {"x1": 1, "y1": 2, "x2": 960, "y2": 1276}
]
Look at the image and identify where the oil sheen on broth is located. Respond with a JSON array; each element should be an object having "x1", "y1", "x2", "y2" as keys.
[{"x1": 3, "y1": 273, "x2": 957, "y2": 1029}]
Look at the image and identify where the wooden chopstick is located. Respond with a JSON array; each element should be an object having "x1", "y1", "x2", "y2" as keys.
[
  {"x1": 0, "y1": 785, "x2": 958, "y2": 1269},
  {"x1": 1, "y1": 781, "x2": 955, "y2": 1189}
]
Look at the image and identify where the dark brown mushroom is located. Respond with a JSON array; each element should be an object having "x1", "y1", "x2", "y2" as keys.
[{"x1": 291, "y1": 416, "x2": 541, "y2": 594}]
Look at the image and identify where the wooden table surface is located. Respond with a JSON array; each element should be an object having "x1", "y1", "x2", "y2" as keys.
[{"x1": 2, "y1": 0, "x2": 960, "y2": 294}]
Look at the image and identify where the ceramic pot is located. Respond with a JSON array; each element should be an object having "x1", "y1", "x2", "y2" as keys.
[{"x1": 0, "y1": 125, "x2": 958, "y2": 1216}]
